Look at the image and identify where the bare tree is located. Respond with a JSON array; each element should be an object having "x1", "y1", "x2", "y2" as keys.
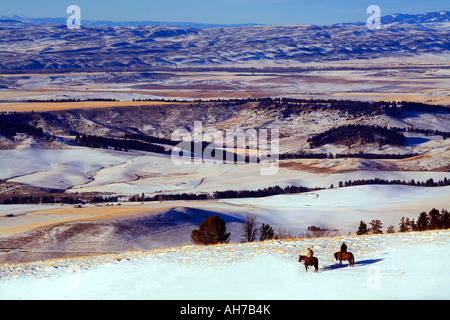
[
  {"x1": 241, "y1": 214, "x2": 258, "y2": 242},
  {"x1": 276, "y1": 228, "x2": 295, "y2": 240}
]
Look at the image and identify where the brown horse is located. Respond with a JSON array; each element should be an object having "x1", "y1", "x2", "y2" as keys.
[
  {"x1": 334, "y1": 251, "x2": 355, "y2": 267},
  {"x1": 299, "y1": 255, "x2": 319, "y2": 273}
]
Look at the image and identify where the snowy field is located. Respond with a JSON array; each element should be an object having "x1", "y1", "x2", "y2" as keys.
[
  {"x1": 0, "y1": 229, "x2": 448, "y2": 300},
  {"x1": 1, "y1": 144, "x2": 448, "y2": 194}
]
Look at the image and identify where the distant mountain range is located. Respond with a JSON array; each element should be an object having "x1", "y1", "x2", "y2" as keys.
[
  {"x1": 0, "y1": 14, "x2": 263, "y2": 29},
  {"x1": 1, "y1": 11, "x2": 448, "y2": 28},
  {"x1": 0, "y1": 11, "x2": 448, "y2": 72}
]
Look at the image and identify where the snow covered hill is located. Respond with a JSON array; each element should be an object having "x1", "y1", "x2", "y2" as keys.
[
  {"x1": 1, "y1": 11, "x2": 449, "y2": 71},
  {"x1": 0, "y1": 229, "x2": 448, "y2": 300}
]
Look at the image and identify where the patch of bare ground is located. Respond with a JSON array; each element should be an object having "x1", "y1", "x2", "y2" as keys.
[
  {"x1": 279, "y1": 159, "x2": 357, "y2": 174},
  {"x1": 0, "y1": 100, "x2": 179, "y2": 113},
  {"x1": 279, "y1": 150, "x2": 450, "y2": 173},
  {"x1": 0, "y1": 182, "x2": 58, "y2": 195}
]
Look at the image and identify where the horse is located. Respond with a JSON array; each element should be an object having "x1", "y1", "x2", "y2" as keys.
[
  {"x1": 299, "y1": 255, "x2": 319, "y2": 273},
  {"x1": 334, "y1": 251, "x2": 355, "y2": 267}
]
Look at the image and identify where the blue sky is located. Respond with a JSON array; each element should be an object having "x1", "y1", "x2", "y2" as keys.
[{"x1": 1, "y1": 0, "x2": 449, "y2": 25}]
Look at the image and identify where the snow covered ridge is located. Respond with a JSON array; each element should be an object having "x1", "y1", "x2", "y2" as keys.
[{"x1": 0, "y1": 229, "x2": 448, "y2": 299}]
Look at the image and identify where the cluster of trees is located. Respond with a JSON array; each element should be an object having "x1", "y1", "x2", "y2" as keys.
[
  {"x1": 337, "y1": 177, "x2": 450, "y2": 188},
  {"x1": 0, "y1": 195, "x2": 82, "y2": 205},
  {"x1": 307, "y1": 124, "x2": 407, "y2": 148},
  {"x1": 335, "y1": 152, "x2": 419, "y2": 159},
  {"x1": 191, "y1": 214, "x2": 284, "y2": 245},
  {"x1": 0, "y1": 114, "x2": 45, "y2": 138},
  {"x1": 129, "y1": 185, "x2": 317, "y2": 203},
  {"x1": 356, "y1": 219, "x2": 385, "y2": 235},
  {"x1": 26, "y1": 98, "x2": 118, "y2": 103},
  {"x1": 398, "y1": 208, "x2": 450, "y2": 232},
  {"x1": 240, "y1": 214, "x2": 276, "y2": 243},
  {"x1": 391, "y1": 126, "x2": 449, "y2": 140},
  {"x1": 78, "y1": 133, "x2": 247, "y2": 163},
  {"x1": 279, "y1": 150, "x2": 419, "y2": 160},
  {"x1": 356, "y1": 208, "x2": 449, "y2": 235},
  {"x1": 0, "y1": 194, "x2": 118, "y2": 205},
  {"x1": 279, "y1": 151, "x2": 330, "y2": 160},
  {"x1": 76, "y1": 134, "x2": 167, "y2": 154}
]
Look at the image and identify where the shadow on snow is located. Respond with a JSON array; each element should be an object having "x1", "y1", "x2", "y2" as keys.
[{"x1": 320, "y1": 258, "x2": 383, "y2": 272}]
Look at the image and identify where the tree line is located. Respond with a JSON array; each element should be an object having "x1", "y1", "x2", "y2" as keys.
[
  {"x1": 25, "y1": 98, "x2": 118, "y2": 103},
  {"x1": 76, "y1": 134, "x2": 168, "y2": 154},
  {"x1": 0, "y1": 194, "x2": 119, "y2": 205},
  {"x1": 279, "y1": 150, "x2": 420, "y2": 160},
  {"x1": 128, "y1": 185, "x2": 316, "y2": 202},
  {"x1": 337, "y1": 177, "x2": 449, "y2": 188}
]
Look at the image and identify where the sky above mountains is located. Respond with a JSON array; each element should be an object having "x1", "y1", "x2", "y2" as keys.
[{"x1": 1, "y1": 0, "x2": 449, "y2": 25}]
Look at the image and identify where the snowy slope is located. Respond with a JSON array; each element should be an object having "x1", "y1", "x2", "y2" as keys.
[
  {"x1": 0, "y1": 147, "x2": 134, "y2": 190},
  {"x1": 0, "y1": 229, "x2": 448, "y2": 300}
]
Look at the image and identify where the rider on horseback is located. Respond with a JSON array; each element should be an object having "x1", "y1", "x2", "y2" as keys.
[{"x1": 341, "y1": 242, "x2": 347, "y2": 253}]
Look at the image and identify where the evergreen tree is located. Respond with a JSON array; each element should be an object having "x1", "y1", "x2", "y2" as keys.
[
  {"x1": 416, "y1": 212, "x2": 429, "y2": 231},
  {"x1": 441, "y1": 209, "x2": 450, "y2": 229},
  {"x1": 410, "y1": 218, "x2": 417, "y2": 231},
  {"x1": 259, "y1": 223, "x2": 275, "y2": 241},
  {"x1": 356, "y1": 220, "x2": 368, "y2": 235},
  {"x1": 387, "y1": 225, "x2": 395, "y2": 233},
  {"x1": 428, "y1": 208, "x2": 441, "y2": 229},
  {"x1": 191, "y1": 215, "x2": 230, "y2": 245},
  {"x1": 398, "y1": 217, "x2": 411, "y2": 232},
  {"x1": 369, "y1": 219, "x2": 383, "y2": 234}
]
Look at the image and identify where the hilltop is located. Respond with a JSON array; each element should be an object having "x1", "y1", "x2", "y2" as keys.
[{"x1": 0, "y1": 229, "x2": 448, "y2": 299}]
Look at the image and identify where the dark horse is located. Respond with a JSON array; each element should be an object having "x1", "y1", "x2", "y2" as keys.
[
  {"x1": 334, "y1": 251, "x2": 355, "y2": 267},
  {"x1": 299, "y1": 255, "x2": 319, "y2": 273}
]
